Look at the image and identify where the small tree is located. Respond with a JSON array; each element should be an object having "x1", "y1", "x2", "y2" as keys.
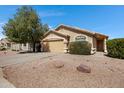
[{"x1": 3, "y1": 6, "x2": 49, "y2": 52}]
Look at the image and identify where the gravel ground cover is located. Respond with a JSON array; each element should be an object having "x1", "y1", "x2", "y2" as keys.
[
  {"x1": 2, "y1": 53, "x2": 124, "y2": 88},
  {"x1": 0, "y1": 51, "x2": 17, "y2": 57}
]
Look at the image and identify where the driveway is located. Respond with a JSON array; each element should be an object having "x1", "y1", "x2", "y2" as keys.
[{"x1": 0, "y1": 52, "x2": 57, "y2": 67}]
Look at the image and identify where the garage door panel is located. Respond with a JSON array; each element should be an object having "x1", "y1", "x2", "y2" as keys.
[{"x1": 48, "y1": 41, "x2": 64, "y2": 52}]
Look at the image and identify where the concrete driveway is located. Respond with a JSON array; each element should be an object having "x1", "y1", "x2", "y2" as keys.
[
  {"x1": 0, "y1": 68, "x2": 15, "y2": 88},
  {"x1": 0, "y1": 52, "x2": 57, "y2": 67}
]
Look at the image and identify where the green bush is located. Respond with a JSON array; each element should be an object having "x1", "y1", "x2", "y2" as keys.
[
  {"x1": 69, "y1": 41, "x2": 91, "y2": 55},
  {"x1": 107, "y1": 38, "x2": 124, "y2": 59},
  {"x1": 0, "y1": 46, "x2": 7, "y2": 51},
  {"x1": 12, "y1": 49, "x2": 16, "y2": 51}
]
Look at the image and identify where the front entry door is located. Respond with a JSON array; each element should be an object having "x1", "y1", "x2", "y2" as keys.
[{"x1": 97, "y1": 40, "x2": 104, "y2": 51}]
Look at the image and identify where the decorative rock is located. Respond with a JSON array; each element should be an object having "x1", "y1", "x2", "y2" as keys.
[
  {"x1": 86, "y1": 60, "x2": 89, "y2": 62},
  {"x1": 77, "y1": 64, "x2": 91, "y2": 73},
  {"x1": 32, "y1": 66, "x2": 36, "y2": 69},
  {"x1": 105, "y1": 62, "x2": 107, "y2": 64},
  {"x1": 53, "y1": 60, "x2": 64, "y2": 68}
]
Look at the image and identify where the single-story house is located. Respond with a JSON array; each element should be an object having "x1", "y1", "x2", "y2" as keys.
[
  {"x1": 0, "y1": 38, "x2": 11, "y2": 49},
  {"x1": 42, "y1": 24, "x2": 108, "y2": 54},
  {"x1": 11, "y1": 43, "x2": 41, "y2": 52},
  {"x1": 0, "y1": 38, "x2": 41, "y2": 52},
  {"x1": 11, "y1": 43, "x2": 32, "y2": 51},
  {"x1": 0, "y1": 38, "x2": 32, "y2": 51}
]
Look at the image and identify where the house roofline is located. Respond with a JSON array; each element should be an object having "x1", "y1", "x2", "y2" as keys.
[
  {"x1": 55, "y1": 24, "x2": 109, "y2": 38},
  {"x1": 43, "y1": 30, "x2": 69, "y2": 39}
]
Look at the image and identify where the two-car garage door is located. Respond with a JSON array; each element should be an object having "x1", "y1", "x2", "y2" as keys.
[{"x1": 46, "y1": 40, "x2": 65, "y2": 52}]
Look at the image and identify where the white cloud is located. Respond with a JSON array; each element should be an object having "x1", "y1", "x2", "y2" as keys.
[
  {"x1": 48, "y1": 25, "x2": 53, "y2": 29},
  {"x1": 0, "y1": 22, "x2": 5, "y2": 25},
  {"x1": 0, "y1": 22, "x2": 6, "y2": 31},
  {"x1": 0, "y1": 22, "x2": 6, "y2": 39},
  {"x1": 39, "y1": 10, "x2": 65, "y2": 17}
]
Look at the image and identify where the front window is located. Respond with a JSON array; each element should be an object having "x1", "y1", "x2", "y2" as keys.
[{"x1": 75, "y1": 35, "x2": 86, "y2": 41}]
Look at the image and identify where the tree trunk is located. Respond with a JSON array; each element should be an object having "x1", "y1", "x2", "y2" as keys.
[{"x1": 33, "y1": 42, "x2": 36, "y2": 52}]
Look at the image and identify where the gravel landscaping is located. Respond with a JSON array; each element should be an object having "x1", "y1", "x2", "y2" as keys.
[
  {"x1": 2, "y1": 52, "x2": 124, "y2": 88},
  {"x1": 0, "y1": 51, "x2": 17, "y2": 57}
]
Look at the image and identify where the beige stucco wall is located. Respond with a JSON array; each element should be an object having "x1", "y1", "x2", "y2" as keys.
[
  {"x1": 43, "y1": 29, "x2": 100, "y2": 53},
  {"x1": 104, "y1": 38, "x2": 107, "y2": 53},
  {"x1": 57, "y1": 28, "x2": 94, "y2": 45},
  {"x1": 43, "y1": 33, "x2": 67, "y2": 42},
  {"x1": 43, "y1": 33, "x2": 68, "y2": 52},
  {"x1": 92, "y1": 36, "x2": 97, "y2": 53},
  {"x1": 56, "y1": 28, "x2": 92, "y2": 42},
  {"x1": 56, "y1": 28, "x2": 97, "y2": 54}
]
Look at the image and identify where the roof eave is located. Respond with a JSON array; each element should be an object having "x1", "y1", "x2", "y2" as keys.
[{"x1": 55, "y1": 24, "x2": 108, "y2": 38}]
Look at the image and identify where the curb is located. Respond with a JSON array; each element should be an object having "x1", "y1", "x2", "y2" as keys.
[{"x1": 0, "y1": 68, "x2": 15, "y2": 88}]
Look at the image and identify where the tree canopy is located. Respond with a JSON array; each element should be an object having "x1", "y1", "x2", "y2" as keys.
[{"x1": 3, "y1": 6, "x2": 49, "y2": 52}]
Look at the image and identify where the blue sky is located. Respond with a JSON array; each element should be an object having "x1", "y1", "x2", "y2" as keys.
[{"x1": 0, "y1": 5, "x2": 124, "y2": 39}]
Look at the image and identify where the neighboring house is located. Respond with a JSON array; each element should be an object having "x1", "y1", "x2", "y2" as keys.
[
  {"x1": 0, "y1": 38, "x2": 11, "y2": 49},
  {"x1": 11, "y1": 43, "x2": 41, "y2": 52},
  {"x1": 42, "y1": 24, "x2": 108, "y2": 54},
  {"x1": 0, "y1": 38, "x2": 32, "y2": 51},
  {"x1": 0, "y1": 38, "x2": 41, "y2": 52},
  {"x1": 11, "y1": 43, "x2": 32, "y2": 51}
]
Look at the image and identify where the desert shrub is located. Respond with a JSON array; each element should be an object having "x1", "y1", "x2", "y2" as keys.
[
  {"x1": 107, "y1": 38, "x2": 124, "y2": 59},
  {"x1": 69, "y1": 41, "x2": 91, "y2": 55},
  {"x1": 0, "y1": 46, "x2": 7, "y2": 51}
]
